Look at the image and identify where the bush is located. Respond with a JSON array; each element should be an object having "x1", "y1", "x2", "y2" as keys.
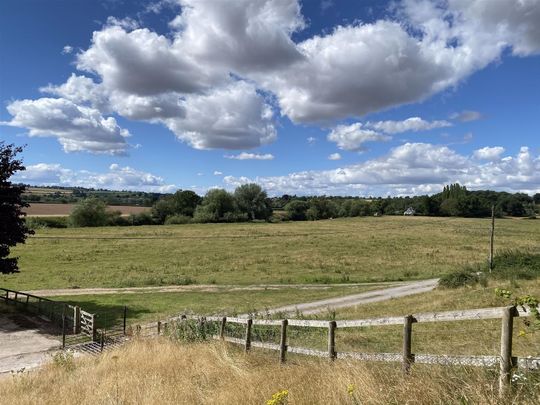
[
  {"x1": 492, "y1": 250, "x2": 540, "y2": 280},
  {"x1": 164, "y1": 214, "x2": 192, "y2": 225},
  {"x1": 192, "y1": 207, "x2": 218, "y2": 223},
  {"x1": 439, "y1": 268, "x2": 480, "y2": 288},
  {"x1": 26, "y1": 216, "x2": 68, "y2": 229},
  {"x1": 69, "y1": 197, "x2": 108, "y2": 227},
  {"x1": 106, "y1": 210, "x2": 129, "y2": 226},
  {"x1": 127, "y1": 212, "x2": 154, "y2": 226}
]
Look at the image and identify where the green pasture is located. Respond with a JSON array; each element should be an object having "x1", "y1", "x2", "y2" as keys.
[{"x1": 3, "y1": 216, "x2": 539, "y2": 290}]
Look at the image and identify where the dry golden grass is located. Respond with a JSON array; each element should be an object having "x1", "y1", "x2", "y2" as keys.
[{"x1": 2, "y1": 339, "x2": 539, "y2": 404}]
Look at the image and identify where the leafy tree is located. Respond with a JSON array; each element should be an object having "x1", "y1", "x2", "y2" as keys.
[
  {"x1": 306, "y1": 197, "x2": 338, "y2": 220},
  {"x1": 193, "y1": 189, "x2": 239, "y2": 223},
  {"x1": 234, "y1": 183, "x2": 272, "y2": 220},
  {"x1": 152, "y1": 190, "x2": 202, "y2": 223},
  {"x1": 69, "y1": 197, "x2": 109, "y2": 227},
  {"x1": 0, "y1": 143, "x2": 34, "y2": 273},
  {"x1": 284, "y1": 200, "x2": 309, "y2": 220},
  {"x1": 171, "y1": 190, "x2": 201, "y2": 217}
]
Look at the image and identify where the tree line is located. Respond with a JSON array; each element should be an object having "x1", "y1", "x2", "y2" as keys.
[{"x1": 57, "y1": 182, "x2": 539, "y2": 228}]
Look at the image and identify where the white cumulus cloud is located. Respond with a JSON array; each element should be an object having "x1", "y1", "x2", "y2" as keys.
[
  {"x1": 327, "y1": 123, "x2": 390, "y2": 151},
  {"x1": 164, "y1": 81, "x2": 276, "y2": 150},
  {"x1": 14, "y1": 163, "x2": 176, "y2": 192},
  {"x1": 3, "y1": 98, "x2": 130, "y2": 155},
  {"x1": 473, "y1": 146, "x2": 505, "y2": 161},
  {"x1": 224, "y1": 143, "x2": 540, "y2": 196},
  {"x1": 224, "y1": 152, "x2": 275, "y2": 160},
  {"x1": 328, "y1": 153, "x2": 342, "y2": 160},
  {"x1": 366, "y1": 117, "x2": 452, "y2": 134}
]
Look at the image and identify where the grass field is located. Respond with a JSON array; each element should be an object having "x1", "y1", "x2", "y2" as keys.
[
  {"x1": 47, "y1": 284, "x2": 380, "y2": 327},
  {"x1": 3, "y1": 216, "x2": 539, "y2": 291}
]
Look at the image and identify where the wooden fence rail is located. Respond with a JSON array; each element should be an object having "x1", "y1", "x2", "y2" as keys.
[
  {"x1": 159, "y1": 304, "x2": 540, "y2": 397},
  {"x1": 0, "y1": 287, "x2": 101, "y2": 346}
]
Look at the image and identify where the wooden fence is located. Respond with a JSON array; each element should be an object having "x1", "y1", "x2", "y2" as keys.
[
  {"x1": 154, "y1": 305, "x2": 540, "y2": 396},
  {"x1": 0, "y1": 287, "x2": 99, "y2": 346}
]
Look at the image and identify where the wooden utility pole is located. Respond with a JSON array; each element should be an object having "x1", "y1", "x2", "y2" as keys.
[{"x1": 489, "y1": 204, "x2": 495, "y2": 272}]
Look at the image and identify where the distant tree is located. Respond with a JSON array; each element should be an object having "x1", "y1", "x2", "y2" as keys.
[
  {"x1": 151, "y1": 190, "x2": 202, "y2": 223},
  {"x1": 173, "y1": 190, "x2": 202, "y2": 217},
  {"x1": 284, "y1": 200, "x2": 309, "y2": 220},
  {"x1": 0, "y1": 143, "x2": 34, "y2": 273},
  {"x1": 234, "y1": 183, "x2": 272, "y2": 220},
  {"x1": 534, "y1": 193, "x2": 540, "y2": 204},
  {"x1": 306, "y1": 198, "x2": 338, "y2": 220},
  {"x1": 193, "y1": 189, "x2": 240, "y2": 223},
  {"x1": 70, "y1": 197, "x2": 109, "y2": 227}
]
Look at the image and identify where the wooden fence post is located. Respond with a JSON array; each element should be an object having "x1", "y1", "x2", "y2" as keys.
[
  {"x1": 91, "y1": 314, "x2": 97, "y2": 342},
  {"x1": 62, "y1": 306, "x2": 66, "y2": 349},
  {"x1": 123, "y1": 306, "x2": 127, "y2": 335},
  {"x1": 499, "y1": 306, "x2": 516, "y2": 397},
  {"x1": 157, "y1": 321, "x2": 161, "y2": 335},
  {"x1": 280, "y1": 319, "x2": 288, "y2": 364},
  {"x1": 245, "y1": 319, "x2": 253, "y2": 352},
  {"x1": 100, "y1": 331, "x2": 105, "y2": 352},
  {"x1": 328, "y1": 321, "x2": 337, "y2": 360},
  {"x1": 73, "y1": 306, "x2": 81, "y2": 334},
  {"x1": 402, "y1": 315, "x2": 414, "y2": 375},
  {"x1": 220, "y1": 317, "x2": 227, "y2": 340}
]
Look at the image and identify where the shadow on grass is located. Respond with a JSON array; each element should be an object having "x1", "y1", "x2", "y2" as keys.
[{"x1": 58, "y1": 299, "x2": 152, "y2": 329}]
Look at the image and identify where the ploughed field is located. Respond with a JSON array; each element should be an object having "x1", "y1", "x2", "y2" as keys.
[
  {"x1": 4, "y1": 216, "x2": 538, "y2": 290},
  {"x1": 23, "y1": 203, "x2": 150, "y2": 216}
]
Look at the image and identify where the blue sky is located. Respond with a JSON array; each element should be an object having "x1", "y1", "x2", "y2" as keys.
[{"x1": 1, "y1": 0, "x2": 539, "y2": 196}]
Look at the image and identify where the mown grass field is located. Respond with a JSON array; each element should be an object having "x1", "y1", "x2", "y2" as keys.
[
  {"x1": 3, "y1": 216, "x2": 539, "y2": 290},
  {"x1": 47, "y1": 284, "x2": 379, "y2": 327}
]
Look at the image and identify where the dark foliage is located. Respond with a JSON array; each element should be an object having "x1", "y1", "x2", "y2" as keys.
[{"x1": 0, "y1": 143, "x2": 34, "y2": 273}]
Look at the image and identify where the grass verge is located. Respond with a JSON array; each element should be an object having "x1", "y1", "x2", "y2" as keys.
[{"x1": 1, "y1": 339, "x2": 538, "y2": 404}]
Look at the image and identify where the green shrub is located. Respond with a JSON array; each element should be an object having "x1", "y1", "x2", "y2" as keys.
[
  {"x1": 69, "y1": 197, "x2": 108, "y2": 227},
  {"x1": 106, "y1": 210, "x2": 129, "y2": 226},
  {"x1": 439, "y1": 267, "x2": 480, "y2": 288},
  {"x1": 164, "y1": 214, "x2": 192, "y2": 225},
  {"x1": 127, "y1": 212, "x2": 154, "y2": 226},
  {"x1": 25, "y1": 216, "x2": 68, "y2": 229},
  {"x1": 492, "y1": 250, "x2": 540, "y2": 280}
]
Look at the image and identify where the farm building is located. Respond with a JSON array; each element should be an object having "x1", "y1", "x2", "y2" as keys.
[{"x1": 403, "y1": 207, "x2": 416, "y2": 216}]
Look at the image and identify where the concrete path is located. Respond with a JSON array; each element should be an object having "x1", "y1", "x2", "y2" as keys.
[
  {"x1": 0, "y1": 313, "x2": 61, "y2": 376},
  {"x1": 262, "y1": 278, "x2": 439, "y2": 316}
]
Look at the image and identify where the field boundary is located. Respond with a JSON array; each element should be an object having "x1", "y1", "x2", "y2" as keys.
[
  {"x1": 147, "y1": 305, "x2": 540, "y2": 397},
  {"x1": 0, "y1": 288, "x2": 122, "y2": 350}
]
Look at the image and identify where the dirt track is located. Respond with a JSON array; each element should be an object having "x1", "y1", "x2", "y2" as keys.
[
  {"x1": 260, "y1": 279, "x2": 439, "y2": 316},
  {"x1": 25, "y1": 281, "x2": 403, "y2": 297}
]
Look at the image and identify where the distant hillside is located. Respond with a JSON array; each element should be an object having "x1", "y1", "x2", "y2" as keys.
[{"x1": 21, "y1": 185, "x2": 166, "y2": 207}]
